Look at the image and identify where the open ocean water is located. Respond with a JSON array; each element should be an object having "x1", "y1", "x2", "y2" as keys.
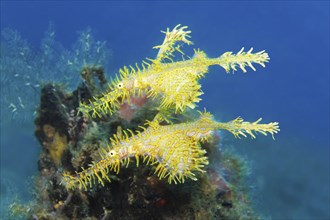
[{"x1": 1, "y1": 1, "x2": 329, "y2": 219}]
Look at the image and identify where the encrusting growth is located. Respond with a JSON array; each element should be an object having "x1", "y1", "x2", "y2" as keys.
[
  {"x1": 62, "y1": 111, "x2": 279, "y2": 190},
  {"x1": 78, "y1": 24, "x2": 270, "y2": 117}
]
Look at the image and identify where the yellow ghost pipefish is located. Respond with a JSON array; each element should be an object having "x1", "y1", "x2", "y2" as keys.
[
  {"x1": 78, "y1": 24, "x2": 269, "y2": 118},
  {"x1": 62, "y1": 111, "x2": 279, "y2": 190}
]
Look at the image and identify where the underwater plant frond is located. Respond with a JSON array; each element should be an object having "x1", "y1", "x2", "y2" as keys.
[{"x1": 61, "y1": 111, "x2": 279, "y2": 190}]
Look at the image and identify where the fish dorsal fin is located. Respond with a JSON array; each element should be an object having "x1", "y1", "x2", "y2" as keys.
[{"x1": 153, "y1": 24, "x2": 193, "y2": 63}]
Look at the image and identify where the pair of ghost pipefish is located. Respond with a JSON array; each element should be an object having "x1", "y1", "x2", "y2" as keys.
[{"x1": 61, "y1": 24, "x2": 279, "y2": 191}]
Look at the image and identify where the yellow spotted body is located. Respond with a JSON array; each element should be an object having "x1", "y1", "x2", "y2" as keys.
[
  {"x1": 62, "y1": 111, "x2": 279, "y2": 190},
  {"x1": 78, "y1": 25, "x2": 270, "y2": 117}
]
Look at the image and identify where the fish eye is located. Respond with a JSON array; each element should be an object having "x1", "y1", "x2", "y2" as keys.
[
  {"x1": 109, "y1": 150, "x2": 116, "y2": 156},
  {"x1": 117, "y1": 83, "x2": 123, "y2": 89}
]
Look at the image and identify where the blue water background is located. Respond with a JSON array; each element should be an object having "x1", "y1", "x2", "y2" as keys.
[{"x1": 1, "y1": 1, "x2": 329, "y2": 219}]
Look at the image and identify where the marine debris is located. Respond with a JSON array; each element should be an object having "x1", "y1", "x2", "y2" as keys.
[{"x1": 8, "y1": 24, "x2": 279, "y2": 219}]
